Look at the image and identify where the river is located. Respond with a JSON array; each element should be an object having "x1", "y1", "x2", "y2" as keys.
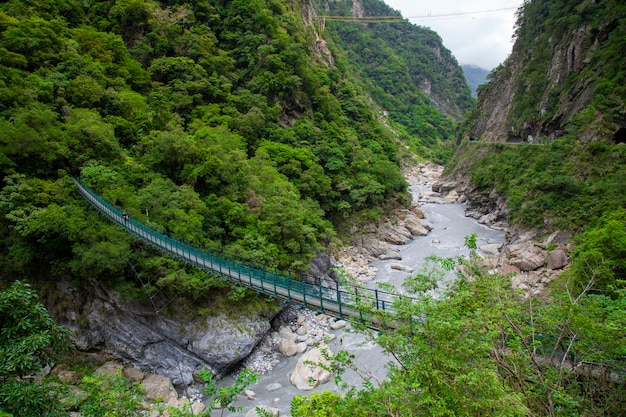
[{"x1": 210, "y1": 183, "x2": 505, "y2": 417}]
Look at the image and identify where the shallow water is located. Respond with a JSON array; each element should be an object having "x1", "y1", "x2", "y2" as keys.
[
  {"x1": 372, "y1": 185, "x2": 506, "y2": 292},
  {"x1": 210, "y1": 185, "x2": 506, "y2": 416}
]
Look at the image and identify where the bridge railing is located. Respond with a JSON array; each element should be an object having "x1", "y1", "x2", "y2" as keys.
[{"x1": 73, "y1": 177, "x2": 401, "y2": 319}]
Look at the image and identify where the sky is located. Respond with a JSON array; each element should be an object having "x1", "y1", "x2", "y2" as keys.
[{"x1": 383, "y1": 1, "x2": 524, "y2": 70}]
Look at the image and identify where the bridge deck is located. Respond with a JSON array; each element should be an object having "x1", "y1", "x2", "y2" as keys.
[{"x1": 73, "y1": 177, "x2": 400, "y2": 321}]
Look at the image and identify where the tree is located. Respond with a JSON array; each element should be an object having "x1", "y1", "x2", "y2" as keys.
[
  {"x1": 293, "y1": 235, "x2": 626, "y2": 416},
  {"x1": 0, "y1": 280, "x2": 72, "y2": 417}
]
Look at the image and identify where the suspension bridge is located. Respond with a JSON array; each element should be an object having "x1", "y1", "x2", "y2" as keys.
[{"x1": 73, "y1": 177, "x2": 403, "y2": 323}]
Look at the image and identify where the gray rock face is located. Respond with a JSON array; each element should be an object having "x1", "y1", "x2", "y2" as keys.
[
  {"x1": 50, "y1": 279, "x2": 274, "y2": 385},
  {"x1": 307, "y1": 251, "x2": 336, "y2": 287}
]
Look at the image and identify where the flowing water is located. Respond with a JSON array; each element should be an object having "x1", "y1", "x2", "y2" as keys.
[{"x1": 210, "y1": 184, "x2": 505, "y2": 416}]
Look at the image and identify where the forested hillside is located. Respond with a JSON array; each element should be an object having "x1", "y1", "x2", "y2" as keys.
[
  {"x1": 0, "y1": 0, "x2": 465, "y2": 285},
  {"x1": 462, "y1": 64, "x2": 489, "y2": 97},
  {"x1": 317, "y1": 0, "x2": 473, "y2": 162}
]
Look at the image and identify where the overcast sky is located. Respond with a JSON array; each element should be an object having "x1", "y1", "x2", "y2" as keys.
[{"x1": 383, "y1": 1, "x2": 523, "y2": 70}]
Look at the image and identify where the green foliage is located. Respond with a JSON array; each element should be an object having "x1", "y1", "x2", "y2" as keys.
[
  {"x1": 486, "y1": 0, "x2": 626, "y2": 142},
  {"x1": 0, "y1": 280, "x2": 71, "y2": 417},
  {"x1": 0, "y1": 0, "x2": 432, "y2": 281},
  {"x1": 453, "y1": 138, "x2": 626, "y2": 230},
  {"x1": 566, "y1": 208, "x2": 626, "y2": 295},
  {"x1": 78, "y1": 371, "x2": 146, "y2": 417},
  {"x1": 203, "y1": 368, "x2": 258, "y2": 416},
  {"x1": 321, "y1": 1, "x2": 473, "y2": 163}
]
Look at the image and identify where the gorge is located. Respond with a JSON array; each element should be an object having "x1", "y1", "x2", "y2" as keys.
[{"x1": 1, "y1": 0, "x2": 625, "y2": 416}]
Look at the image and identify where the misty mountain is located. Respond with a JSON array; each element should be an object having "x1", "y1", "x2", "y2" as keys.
[{"x1": 462, "y1": 64, "x2": 490, "y2": 97}]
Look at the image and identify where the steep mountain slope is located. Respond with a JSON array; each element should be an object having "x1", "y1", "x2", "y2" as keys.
[
  {"x1": 449, "y1": 0, "x2": 625, "y2": 231},
  {"x1": 314, "y1": 0, "x2": 473, "y2": 160},
  {"x1": 463, "y1": 0, "x2": 626, "y2": 144},
  {"x1": 289, "y1": 2, "x2": 626, "y2": 416}
]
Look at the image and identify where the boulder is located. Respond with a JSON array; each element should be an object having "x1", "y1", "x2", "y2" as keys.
[
  {"x1": 506, "y1": 243, "x2": 546, "y2": 271},
  {"x1": 57, "y1": 370, "x2": 80, "y2": 385},
  {"x1": 412, "y1": 207, "x2": 425, "y2": 219},
  {"x1": 479, "y1": 244, "x2": 502, "y2": 256},
  {"x1": 390, "y1": 264, "x2": 414, "y2": 273},
  {"x1": 123, "y1": 367, "x2": 146, "y2": 382},
  {"x1": 94, "y1": 361, "x2": 123, "y2": 376},
  {"x1": 141, "y1": 374, "x2": 178, "y2": 403},
  {"x1": 265, "y1": 382, "x2": 283, "y2": 392},
  {"x1": 329, "y1": 319, "x2": 347, "y2": 330},
  {"x1": 442, "y1": 190, "x2": 459, "y2": 203},
  {"x1": 191, "y1": 402, "x2": 206, "y2": 415},
  {"x1": 431, "y1": 179, "x2": 458, "y2": 193},
  {"x1": 289, "y1": 344, "x2": 333, "y2": 390},
  {"x1": 379, "y1": 221, "x2": 413, "y2": 245},
  {"x1": 357, "y1": 237, "x2": 401, "y2": 260},
  {"x1": 403, "y1": 217, "x2": 430, "y2": 236},
  {"x1": 278, "y1": 340, "x2": 298, "y2": 357},
  {"x1": 278, "y1": 326, "x2": 297, "y2": 341},
  {"x1": 547, "y1": 249, "x2": 569, "y2": 270}
]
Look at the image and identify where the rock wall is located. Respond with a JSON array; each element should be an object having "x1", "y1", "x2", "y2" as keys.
[
  {"x1": 467, "y1": 16, "x2": 614, "y2": 143},
  {"x1": 48, "y1": 279, "x2": 276, "y2": 385}
]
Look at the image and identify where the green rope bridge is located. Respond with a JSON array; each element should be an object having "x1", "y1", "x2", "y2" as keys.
[{"x1": 73, "y1": 177, "x2": 402, "y2": 321}]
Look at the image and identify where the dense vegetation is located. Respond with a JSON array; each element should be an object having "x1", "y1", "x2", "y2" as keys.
[
  {"x1": 0, "y1": 0, "x2": 467, "y2": 412},
  {"x1": 0, "y1": 0, "x2": 463, "y2": 293},
  {"x1": 2, "y1": 0, "x2": 624, "y2": 415},
  {"x1": 292, "y1": 240, "x2": 626, "y2": 416}
]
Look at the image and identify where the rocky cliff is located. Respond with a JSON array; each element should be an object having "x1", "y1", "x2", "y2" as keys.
[
  {"x1": 47, "y1": 279, "x2": 277, "y2": 385},
  {"x1": 466, "y1": 0, "x2": 626, "y2": 144}
]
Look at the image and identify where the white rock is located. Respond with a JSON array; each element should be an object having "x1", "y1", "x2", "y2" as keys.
[
  {"x1": 289, "y1": 344, "x2": 333, "y2": 390},
  {"x1": 244, "y1": 389, "x2": 256, "y2": 400},
  {"x1": 141, "y1": 374, "x2": 178, "y2": 403},
  {"x1": 278, "y1": 340, "x2": 297, "y2": 357},
  {"x1": 191, "y1": 402, "x2": 206, "y2": 414},
  {"x1": 390, "y1": 264, "x2": 414, "y2": 273},
  {"x1": 479, "y1": 244, "x2": 502, "y2": 255},
  {"x1": 330, "y1": 320, "x2": 347, "y2": 330},
  {"x1": 265, "y1": 382, "x2": 283, "y2": 392}
]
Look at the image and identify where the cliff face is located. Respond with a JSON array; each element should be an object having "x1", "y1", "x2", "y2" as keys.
[
  {"x1": 48, "y1": 279, "x2": 275, "y2": 385},
  {"x1": 467, "y1": 0, "x2": 626, "y2": 143}
]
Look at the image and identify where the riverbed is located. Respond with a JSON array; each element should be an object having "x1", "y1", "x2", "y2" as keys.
[{"x1": 210, "y1": 182, "x2": 506, "y2": 417}]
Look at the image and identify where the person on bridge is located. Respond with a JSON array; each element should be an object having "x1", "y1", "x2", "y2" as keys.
[{"x1": 122, "y1": 211, "x2": 129, "y2": 222}]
